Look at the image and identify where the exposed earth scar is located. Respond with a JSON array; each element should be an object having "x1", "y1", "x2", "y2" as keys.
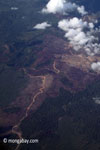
[
  {"x1": 12, "y1": 75, "x2": 46, "y2": 150},
  {"x1": 53, "y1": 61, "x2": 60, "y2": 74}
]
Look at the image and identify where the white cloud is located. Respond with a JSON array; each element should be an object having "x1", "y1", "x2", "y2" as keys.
[
  {"x1": 95, "y1": 99, "x2": 100, "y2": 104},
  {"x1": 42, "y1": 0, "x2": 76, "y2": 14},
  {"x1": 58, "y1": 17, "x2": 88, "y2": 31},
  {"x1": 33, "y1": 22, "x2": 51, "y2": 29},
  {"x1": 91, "y1": 62, "x2": 100, "y2": 72},
  {"x1": 93, "y1": 97, "x2": 100, "y2": 104},
  {"x1": 77, "y1": 6, "x2": 87, "y2": 16},
  {"x1": 39, "y1": 1, "x2": 100, "y2": 57},
  {"x1": 11, "y1": 7, "x2": 19, "y2": 10},
  {"x1": 42, "y1": 0, "x2": 87, "y2": 16},
  {"x1": 42, "y1": 0, "x2": 66, "y2": 14},
  {"x1": 58, "y1": 17, "x2": 100, "y2": 54},
  {"x1": 89, "y1": 22, "x2": 94, "y2": 29}
]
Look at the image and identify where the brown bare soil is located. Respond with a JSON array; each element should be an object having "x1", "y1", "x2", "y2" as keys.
[{"x1": 1, "y1": 34, "x2": 100, "y2": 145}]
